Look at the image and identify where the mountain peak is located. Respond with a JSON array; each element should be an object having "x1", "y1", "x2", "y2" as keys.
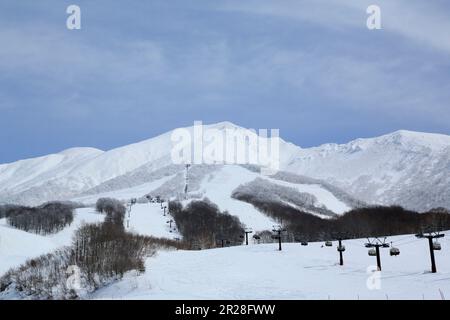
[
  {"x1": 58, "y1": 147, "x2": 104, "y2": 157},
  {"x1": 204, "y1": 121, "x2": 244, "y2": 131},
  {"x1": 377, "y1": 129, "x2": 450, "y2": 149}
]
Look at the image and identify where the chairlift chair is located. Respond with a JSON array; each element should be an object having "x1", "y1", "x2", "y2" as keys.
[
  {"x1": 301, "y1": 242, "x2": 308, "y2": 246},
  {"x1": 389, "y1": 242, "x2": 400, "y2": 256},
  {"x1": 390, "y1": 247, "x2": 400, "y2": 256},
  {"x1": 368, "y1": 248, "x2": 377, "y2": 256},
  {"x1": 325, "y1": 241, "x2": 332, "y2": 247},
  {"x1": 433, "y1": 242, "x2": 442, "y2": 250}
]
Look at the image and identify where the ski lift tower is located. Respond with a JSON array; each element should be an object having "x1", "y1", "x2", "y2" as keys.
[
  {"x1": 337, "y1": 239, "x2": 346, "y2": 266},
  {"x1": 241, "y1": 228, "x2": 253, "y2": 245},
  {"x1": 415, "y1": 232, "x2": 445, "y2": 273},
  {"x1": 365, "y1": 237, "x2": 390, "y2": 271},
  {"x1": 272, "y1": 225, "x2": 287, "y2": 251},
  {"x1": 126, "y1": 198, "x2": 137, "y2": 228},
  {"x1": 184, "y1": 164, "x2": 191, "y2": 199}
]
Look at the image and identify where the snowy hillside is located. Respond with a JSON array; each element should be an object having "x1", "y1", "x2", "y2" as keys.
[
  {"x1": 283, "y1": 130, "x2": 450, "y2": 211},
  {"x1": 195, "y1": 166, "x2": 353, "y2": 229},
  {"x1": 73, "y1": 165, "x2": 357, "y2": 226},
  {"x1": 93, "y1": 232, "x2": 450, "y2": 300},
  {"x1": 0, "y1": 122, "x2": 448, "y2": 212},
  {"x1": 1, "y1": 197, "x2": 449, "y2": 300},
  {"x1": 125, "y1": 202, "x2": 181, "y2": 239},
  {"x1": 0, "y1": 202, "x2": 176, "y2": 278},
  {"x1": 0, "y1": 208, "x2": 104, "y2": 275}
]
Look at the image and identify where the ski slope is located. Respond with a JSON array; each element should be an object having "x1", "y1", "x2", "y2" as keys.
[
  {"x1": 71, "y1": 175, "x2": 176, "y2": 205},
  {"x1": 125, "y1": 202, "x2": 180, "y2": 239},
  {"x1": 265, "y1": 178, "x2": 350, "y2": 214},
  {"x1": 0, "y1": 202, "x2": 179, "y2": 277},
  {"x1": 0, "y1": 208, "x2": 104, "y2": 276},
  {"x1": 94, "y1": 232, "x2": 450, "y2": 300},
  {"x1": 198, "y1": 166, "x2": 276, "y2": 231},
  {"x1": 197, "y1": 165, "x2": 352, "y2": 231},
  {"x1": 2, "y1": 202, "x2": 450, "y2": 300}
]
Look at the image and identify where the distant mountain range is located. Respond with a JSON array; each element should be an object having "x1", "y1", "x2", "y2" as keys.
[{"x1": 0, "y1": 122, "x2": 448, "y2": 213}]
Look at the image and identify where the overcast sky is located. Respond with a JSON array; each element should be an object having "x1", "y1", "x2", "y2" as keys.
[{"x1": 0, "y1": 0, "x2": 449, "y2": 163}]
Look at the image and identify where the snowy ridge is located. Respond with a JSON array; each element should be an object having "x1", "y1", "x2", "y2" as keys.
[
  {"x1": 0, "y1": 123, "x2": 448, "y2": 211},
  {"x1": 283, "y1": 130, "x2": 450, "y2": 211}
]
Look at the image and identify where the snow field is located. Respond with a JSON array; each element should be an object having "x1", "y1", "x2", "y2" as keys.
[
  {"x1": 93, "y1": 232, "x2": 450, "y2": 300},
  {"x1": 198, "y1": 165, "x2": 351, "y2": 232},
  {"x1": 0, "y1": 208, "x2": 104, "y2": 276},
  {"x1": 125, "y1": 202, "x2": 180, "y2": 239}
]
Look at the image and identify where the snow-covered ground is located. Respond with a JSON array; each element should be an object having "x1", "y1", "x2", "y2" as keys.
[
  {"x1": 265, "y1": 178, "x2": 350, "y2": 214},
  {"x1": 198, "y1": 166, "x2": 276, "y2": 232},
  {"x1": 93, "y1": 232, "x2": 450, "y2": 300},
  {"x1": 196, "y1": 165, "x2": 351, "y2": 231},
  {"x1": 2, "y1": 202, "x2": 450, "y2": 300},
  {"x1": 125, "y1": 202, "x2": 180, "y2": 239},
  {"x1": 0, "y1": 208, "x2": 103, "y2": 276},
  {"x1": 71, "y1": 175, "x2": 175, "y2": 205},
  {"x1": 0, "y1": 202, "x2": 179, "y2": 277},
  {"x1": 0, "y1": 201, "x2": 183, "y2": 276}
]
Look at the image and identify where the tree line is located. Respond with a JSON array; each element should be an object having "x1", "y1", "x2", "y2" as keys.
[
  {"x1": 169, "y1": 199, "x2": 245, "y2": 249},
  {"x1": 2, "y1": 202, "x2": 74, "y2": 235},
  {"x1": 0, "y1": 198, "x2": 183, "y2": 299},
  {"x1": 95, "y1": 197, "x2": 127, "y2": 227},
  {"x1": 234, "y1": 192, "x2": 450, "y2": 242}
]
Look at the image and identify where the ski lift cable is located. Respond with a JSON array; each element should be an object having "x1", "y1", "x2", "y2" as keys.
[
  {"x1": 394, "y1": 240, "x2": 418, "y2": 247},
  {"x1": 342, "y1": 241, "x2": 362, "y2": 248},
  {"x1": 392, "y1": 238, "x2": 421, "y2": 246},
  {"x1": 390, "y1": 237, "x2": 418, "y2": 246},
  {"x1": 393, "y1": 238, "x2": 422, "y2": 246},
  {"x1": 392, "y1": 238, "x2": 415, "y2": 246},
  {"x1": 381, "y1": 234, "x2": 420, "y2": 245},
  {"x1": 391, "y1": 235, "x2": 416, "y2": 244}
]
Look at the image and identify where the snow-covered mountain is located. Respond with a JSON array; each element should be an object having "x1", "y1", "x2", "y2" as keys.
[
  {"x1": 283, "y1": 130, "x2": 450, "y2": 211},
  {"x1": 0, "y1": 122, "x2": 448, "y2": 212}
]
